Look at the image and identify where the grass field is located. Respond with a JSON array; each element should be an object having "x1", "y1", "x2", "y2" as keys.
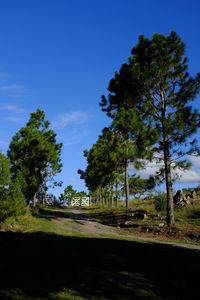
[{"x1": 0, "y1": 207, "x2": 200, "y2": 300}]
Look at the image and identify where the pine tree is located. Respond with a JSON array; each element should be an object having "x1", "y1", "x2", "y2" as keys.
[
  {"x1": 129, "y1": 31, "x2": 200, "y2": 225},
  {"x1": 8, "y1": 109, "x2": 62, "y2": 206}
]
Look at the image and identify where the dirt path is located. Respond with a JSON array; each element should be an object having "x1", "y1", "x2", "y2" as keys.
[{"x1": 52, "y1": 208, "x2": 200, "y2": 251}]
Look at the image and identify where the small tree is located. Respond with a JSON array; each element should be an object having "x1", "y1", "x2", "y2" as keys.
[
  {"x1": 60, "y1": 185, "x2": 77, "y2": 205},
  {"x1": 0, "y1": 175, "x2": 26, "y2": 221},
  {"x1": 8, "y1": 109, "x2": 62, "y2": 206}
]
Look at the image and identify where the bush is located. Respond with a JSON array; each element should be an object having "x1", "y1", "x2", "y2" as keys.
[
  {"x1": 154, "y1": 193, "x2": 167, "y2": 212},
  {"x1": 0, "y1": 178, "x2": 26, "y2": 222}
]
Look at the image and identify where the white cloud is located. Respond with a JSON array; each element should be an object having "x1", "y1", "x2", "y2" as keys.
[
  {"x1": 130, "y1": 156, "x2": 200, "y2": 184},
  {"x1": 63, "y1": 129, "x2": 88, "y2": 146},
  {"x1": 0, "y1": 84, "x2": 23, "y2": 92},
  {"x1": 0, "y1": 104, "x2": 27, "y2": 114},
  {"x1": 2, "y1": 116, "x2": 25, "y2": 123},
  {"x1": 0, "y1": 103, "x2": 28, "y2": 123},
  {"x1": 53, "y1": 111, "x2": 89, "y2": 129},
  {"x1": 0, "y1": 73, "x2": 9, "y2": 80},
  {"x1": 70, "y1": 177, "x2": 82, "y2": 184}
]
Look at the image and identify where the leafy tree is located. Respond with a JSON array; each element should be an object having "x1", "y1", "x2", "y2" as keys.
[
  {"x1": 0, "y1": 151, "x2": 10, "y2": 197},
  {"x1": 128, "y1": 31, "x2": 200, "y2": 225},
  {"x1": 129, "y1": 174, "x2": 155, "y2": 197},
  {"x1": 76, "y1": 190, "x2": 87, "y2": 197},
  {"x1": 100, "y1": 31, "x2": 200, "y2": 226},
  {"x1": 8, "y1": 109, "x2": 62, "y2": 206},
  {"x1": 78, "y1": 127, "x2": 120, "y2": 207},
  {"x1": 60, "y1": 185, "x2": 77, "y2": 205},
  {"x1": 100, "y1": 67, "x2": 156, "y2": 208}
]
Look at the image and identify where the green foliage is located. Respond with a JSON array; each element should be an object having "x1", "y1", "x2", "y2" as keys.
[
  {"x1": 99, "y1": 31, "x2": 200, "y2": 225},
  {"x1": 76, "y1": 191, "x2": 87, "y2": 197},
  {"x1": 129, "y1": 174, "x2": 155, "y2": 196},
  {"x1": 8, "y1": 109, "x2": 62, "y2": 203},
  {"x1": 0, "y1": 177, "x2": 26, "y2": 222},
  {"x1": 60, "y1": 185, "x2": 77, "y2": 205},
  {"x1": 154, "y1": 193, "x2": 167, "y2": 212},
  {"x1": 78, "y1": 127, "x2": 120, "y2": 192},
  {"x1": 0, "y1": 151, "x2": 10, "y2": 194}
]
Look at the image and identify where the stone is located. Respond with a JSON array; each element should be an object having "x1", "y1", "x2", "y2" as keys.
[
  {"x1": 133, "y1": 211, "x2": 147, "y2": 219},
  {"x1": 158, "y1": 222, "x2": 165, "y2": 228},
  {"x1": 124, "y1": 220, "x2": 134, "y2": 226}
]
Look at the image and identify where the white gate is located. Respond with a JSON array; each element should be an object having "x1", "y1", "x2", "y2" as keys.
[{"x1": 71, "y1": 197, "x2": 90, "y2": 207}]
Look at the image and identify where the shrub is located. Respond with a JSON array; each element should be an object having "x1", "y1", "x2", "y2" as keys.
[
  {"x1": 154, "y1": 193, "x2": 167, "y2": 212},
  {"x1": 0, "y1": 177, "x2": 26, "y2": 222}
]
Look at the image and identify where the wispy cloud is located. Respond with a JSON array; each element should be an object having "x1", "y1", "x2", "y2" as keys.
[
  {"x1": 2, "y1": 116, "x2": 25, "y2": 123},
  {"x1": 0, "y1": 84, "x2": 23, "y2": 92},
  {"x1": 53, "y1": 111, "x2": 89, "y2": 129},
  {"x1": 63, "y1": 129, "x2": 88, "y2": 146},
  {"x1": 0, "y1": 104, "x2": 27, "y2": 114},
  {"x1": 0, "y1": 73, "x2": 10, "y2": 80},
  {"x1": 70, "y1": 177, "x2": 82, "y2": 184},
  {"x1": 0, "y1": 103, "x2": 28, "y2": 123}
]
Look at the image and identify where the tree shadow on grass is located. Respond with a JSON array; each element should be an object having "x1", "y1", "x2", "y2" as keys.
[
  {"x1": 38, "y1": 208, "x2": 126, "y2": 226},
  {"x1": 37, "y1": 208, "x2": 91, "y2": 221},
  {"x1": 0, "y1": 231, "x2": 200, "y2": 300}
]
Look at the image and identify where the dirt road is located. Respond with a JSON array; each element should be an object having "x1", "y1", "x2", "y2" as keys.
[{"x1": 50, "y1": 208, "x2": 200, "y2": 251}]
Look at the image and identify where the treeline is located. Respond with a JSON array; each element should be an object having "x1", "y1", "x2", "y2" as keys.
[
  {"x1": 0, "y1": 109, "x2": 62, "y2": 221},
  {"x1": 78, "y1": 31, "x2": 200, "y2": 226}
]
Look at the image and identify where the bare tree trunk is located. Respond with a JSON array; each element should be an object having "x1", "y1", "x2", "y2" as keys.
[
  {"x1": 33, "y1": 193, "x2": 36, "y2": 207},
  {"x1": 44, "y1": 174, "x2": 47, "y2": 206},
  {"x1": 164, "y1": 144, "x2": 175, "y2": 226},
  {"x1": 115, "y1": 182, "x2": 119, "y2": 208},
  {"x1": 111, "y1": 185, "x2": 114, "y2": 208},
  {"x1": 96, "y1": 189, "x2": 99, "y2": 205},
  {"x1": 102, "y1": 196, "x2": 105, "y2": 207},
  {"x1": 125, "y1": 161, "x2": 130, "y2": 209},
  {"x1": 161, "y1": 92, "x2": 175, "y2": 227},
  {"x1": 99, "y1": 188, "x2": 102, "y2": 206}
]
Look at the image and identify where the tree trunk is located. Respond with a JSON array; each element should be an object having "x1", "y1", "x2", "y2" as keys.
[
  {"x1": 125, "y1": 161, "x2": 130, "y2": 209},
  {"x1": 96, "y1": 189, "x2": 99, "y2": 205},
  {"x1": 33, "y1": 193, "x2": 36, "y2": 207},
  {"x1": 99, "y1": 188, "x2": 102, "y2": 206},
  {"x1": 161, "y1": 95, "x2": 175, "y2": 226},
  {"x1": 102, "y1": 195, "x2": 105, "y2": 207},
  {"x1": 164, "y1": 146, "x2": 175, "y2": 226},
  {"x1": 111, "y1": 185, "x2": 114, "y2": 208},
  {"x1": 115, "y1": 182, "x2": 119, "y2": 208},
  {"x1": 44, "y1": 174, "x2": 47, "y2": 206}
]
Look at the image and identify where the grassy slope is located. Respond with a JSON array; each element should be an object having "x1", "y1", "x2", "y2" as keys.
[
  {"x1": 0, "y1": 208, "x2": 200, "y2": 300},
  {"x1": 87, "y1": 200, "x2": 200, "y2": 244}
]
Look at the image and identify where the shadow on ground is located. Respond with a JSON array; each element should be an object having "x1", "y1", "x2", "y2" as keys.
[
  {"x1": 37, "y1": 208, "x2": 91, "y2": 221},
  {"x1": 37, "y1": 208, "x2": 129, "y2": 226},
  {"x1": 0, "y1": 230, "x2": 200, "y2": 299}
]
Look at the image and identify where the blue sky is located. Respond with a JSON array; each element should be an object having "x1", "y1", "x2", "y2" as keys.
[{"x1": 0, "y1": 0, "x2": 200, "y2": 196}]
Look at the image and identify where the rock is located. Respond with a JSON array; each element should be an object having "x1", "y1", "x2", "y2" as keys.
[
  {"x1": 174, "y1": 190, "x2": 187, "y2": 207},
  {"x1": 133, "y1": 211, "x2": 147, "y2": 219},
  {"x1": 124, "y1": 220, "x2": 134, "y2": 226},
  {"x1": 191, "y1": 190, "x2": 196, "y2": 199},
  {"x1": 158, "y1": 222, "x2": 165, "y2": 228}
]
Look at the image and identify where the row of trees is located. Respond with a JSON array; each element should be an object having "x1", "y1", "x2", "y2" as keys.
[
  {"x1": 0, "y1": 109, "x2": 62, "y2": 221},
  {"x1": 79, "y1": 31, "x2": 200, "y2": 226}
]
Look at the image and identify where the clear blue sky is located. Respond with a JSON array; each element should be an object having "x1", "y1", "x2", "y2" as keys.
[{"x1": 0, "y1": 0, "x2": 200, "y2": 196}]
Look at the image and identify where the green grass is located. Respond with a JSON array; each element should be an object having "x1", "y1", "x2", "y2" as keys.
[{"x1": 0, "y1": 207, "x2": 200, "y2": 299}]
